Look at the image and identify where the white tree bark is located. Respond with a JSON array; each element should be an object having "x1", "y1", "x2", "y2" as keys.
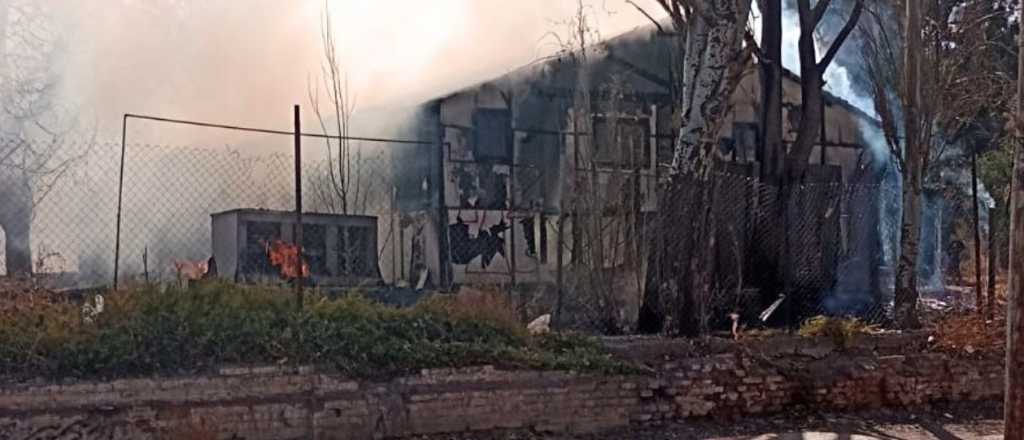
[{"x1": 669, "y1": 0, "x2": 752, "y2": 178}]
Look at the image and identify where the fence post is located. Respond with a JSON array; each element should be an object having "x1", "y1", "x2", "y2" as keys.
[
  {"x1": 294, "y1": 104, "x2": 304, "y2": 309},
  {"x1": 114, "y1": 114, "x2": 128, "y2": 290},
  {"x1": 972, "y1": 146, "x2": 983, "y2": 313}
]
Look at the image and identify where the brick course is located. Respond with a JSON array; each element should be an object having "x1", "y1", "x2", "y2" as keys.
[{"x1": 0, "y1": 343, "x2": 1003, "y2": 439}]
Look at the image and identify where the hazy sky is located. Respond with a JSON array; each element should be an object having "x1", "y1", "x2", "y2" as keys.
[{"x1": 49, "y1": 0, "x2": 667, "y2": 148}]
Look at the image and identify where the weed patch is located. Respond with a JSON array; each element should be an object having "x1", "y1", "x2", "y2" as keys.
[{"x1": 0, "y1": 282, "x2": 628, "y2": 381}]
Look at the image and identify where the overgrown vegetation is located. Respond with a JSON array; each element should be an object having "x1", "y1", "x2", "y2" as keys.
[{"x1": 0, "y1": 282, "x2": 630, "y2": 382}]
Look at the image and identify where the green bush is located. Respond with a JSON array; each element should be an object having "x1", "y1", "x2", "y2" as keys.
[{"x1": 0, "y1": 282, "x2": 627, "y2": 381}]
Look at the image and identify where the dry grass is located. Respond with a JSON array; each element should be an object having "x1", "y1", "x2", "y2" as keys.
[
  {"x1": 798, "y1": 316, "x2": 879, "y2": 349},
  {"x1": 417, "y1": 285, "x2": 523, "y2": 337},
  {"x1": 0, "y1": 277, "x2": 70, "y2": 320}
]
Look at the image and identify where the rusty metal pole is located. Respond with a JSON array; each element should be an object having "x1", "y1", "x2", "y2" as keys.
[
  {"x1": 1005, "y1": 0, "x2": 1024, "y2": 433},
  {"x1": 294, "y1": 105, "x2": 304, "y2": 309},
  {"x1": 972, "y1": 147, "x2": 984, "y2": 313}
]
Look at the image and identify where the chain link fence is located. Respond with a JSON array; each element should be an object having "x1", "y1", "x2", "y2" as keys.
[
  {"x1": 0, "y1": 133, "x2": 998, "y2": 336},
  {"x1": 494, "y1": 162, "x2": 992, "y2": 335},
  {"x1": 0, "y1": 136, "x2": 413, "y2": 293}
]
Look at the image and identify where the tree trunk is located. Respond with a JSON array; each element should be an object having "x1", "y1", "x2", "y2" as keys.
[
  {"x1": 0, "y1": 171, "x2": 32, "y2": 276},
  {"x1": 758, "y1": 0, "x2": 784, "y2": 181},
  {"x1": 895, "y1": 0, "x2": 922, "y2": 329},
  {"x1": 1004, "y1": 0, "x2": 1024, "y2": 433},
  {"x1": 989, "y1": 210, "x2": 997, "y2": 320},
  {"x1": 1006, "y1": 138, "x2": 1024, "y2": 438},
  {"x1": 785, "y1": 27, "x2": 825, "y2": 182},
  {"x1": 972, "y1": 147, "x2": 984, "y2": 313},
  {"x1": 893, "y1": 169, "x2": 922, "y2": 327},
  {"x1": 638, "y1": 0, "x2": 751, "y2": 334}
]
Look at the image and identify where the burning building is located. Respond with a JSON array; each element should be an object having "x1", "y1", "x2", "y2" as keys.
[
  {"x1": 210, "y1": 209, "x2": 380, "y2": 286},
  {"x1": 387, "y1": 21, "x2": 891, "y2": 329}
]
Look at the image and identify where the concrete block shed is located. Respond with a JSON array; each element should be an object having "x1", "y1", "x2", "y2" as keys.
[{"x1": 210, "y1": 209, "x2": 380, "y2": 286}]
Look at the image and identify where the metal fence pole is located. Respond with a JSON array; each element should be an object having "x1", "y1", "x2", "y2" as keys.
[
  {"x1": 114, "y1": 114, "x2": 128, "y2": 290},
  {"x1": 294, "y1": 104, "x2": 304, "y2": 309}
]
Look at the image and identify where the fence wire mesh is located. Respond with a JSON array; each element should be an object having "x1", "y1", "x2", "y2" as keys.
[{"x1": 0, "y1": 134, "x2": 999, "y2": 336}]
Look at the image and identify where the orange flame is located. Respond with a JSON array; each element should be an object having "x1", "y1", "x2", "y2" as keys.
[{"x1": 262, "y1": 240, "x2": 310, "y2": 279}]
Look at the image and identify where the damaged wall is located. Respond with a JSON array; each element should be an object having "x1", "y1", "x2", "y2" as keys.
[{"x1": 391, "y1": 21, "x2": 888, "y2": 325}]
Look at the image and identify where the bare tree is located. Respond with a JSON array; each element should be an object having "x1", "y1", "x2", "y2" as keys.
[
  {"x1": 0, "y1": 0, "x2": 83, "y2": 277},
  {"x1": 860, "y1": 0, "x2": 1010, "y2": 327},
  {"x1": 784, "y1": 0, "x2": 864, "y2": 181},
  {"x1": 636, "y1": 0, "x2": 754, "y2": 335},
  {"x1": 308, "y1": 0, "x2": 363, "y2": 216}
]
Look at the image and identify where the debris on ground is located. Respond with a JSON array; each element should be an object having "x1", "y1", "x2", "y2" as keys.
[
  {"x1": 929, "y1": 309, "x2": 1005, "y2": 356},
  {"x1": 527, "y1": 314, "x2": 551, "y2": 335}
]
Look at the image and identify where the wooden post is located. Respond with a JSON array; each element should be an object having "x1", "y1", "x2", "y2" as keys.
[
  {"x1": 973, "y1": 147, "x2": 984, "y2": 313},
  {"x1": 294, "y1": 105, "x2": 304, "y2": 309},
  {"x1": 1005, "y1": 0, "x2": 1024, "y2": 432}
]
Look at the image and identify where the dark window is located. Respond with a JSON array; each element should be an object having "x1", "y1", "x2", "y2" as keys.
[
  {"x1": 302, "y1": 224, "x2": 327, "y2": 275},
  {"x1": 519, "y1": 216, "x2": 548, "y2": 263},
  {"x1": 245, "y1": 221, "x2": 281, "y2": 275},
  {"x1": 718, "y1": 137, "x2": 736, "y2": 158},
  {"x1": 337, "y1": 226, "x2": 371, "y2": 276},
  {"x1": 473, "y1": 108, "x2": 512, "y2": 162},
  {"x1": 733, "y1": 123, "x2": 759, "y2": 162},
  {"x1": 592, "y1": 115, "x2": 651, "y2": 169}
]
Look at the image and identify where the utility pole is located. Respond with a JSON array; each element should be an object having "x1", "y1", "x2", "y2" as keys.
[{"x1": 1005, "y1": 0, "x2": 1024, "y2": 433}]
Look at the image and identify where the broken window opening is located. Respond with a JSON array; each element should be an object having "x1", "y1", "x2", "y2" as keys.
[
  {"x1": 473, "y1": 108, "x2": 512, "y2": 162},
  {"x1": 592, "y1": 115, "x2": 651, "y2": 170},
  {"x1": 519, "y1": 215, "x2": 548, "y2": 264}
]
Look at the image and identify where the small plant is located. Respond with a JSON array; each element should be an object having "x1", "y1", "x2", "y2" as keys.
[{"x1": 798, "y1": 316, "x2": 878, "y2": 349}]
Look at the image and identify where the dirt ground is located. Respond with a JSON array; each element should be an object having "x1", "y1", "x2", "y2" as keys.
[{"x1": 412, "y1": 402, "x2": 1004, "y2": 440}]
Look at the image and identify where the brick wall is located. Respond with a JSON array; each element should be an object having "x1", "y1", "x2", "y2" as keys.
[{"x1": 0, "y1": 346, "x2": 1003, "y2": 440}]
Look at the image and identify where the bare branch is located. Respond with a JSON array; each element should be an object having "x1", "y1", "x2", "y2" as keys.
[
  {"x1": 811, "y1": 0, "x2": 832, "y2": 27},
  {"x1": 818, "y1": 0, "x2": 863, "y2": 71}
]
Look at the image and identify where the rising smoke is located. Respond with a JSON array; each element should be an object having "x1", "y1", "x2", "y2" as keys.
[
  {"x1": 769, "y1": 0, "x2": 995, "y2": 308},
  {"x1": 1, "y1": 0, "x2": 666, "y2": 283}
]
